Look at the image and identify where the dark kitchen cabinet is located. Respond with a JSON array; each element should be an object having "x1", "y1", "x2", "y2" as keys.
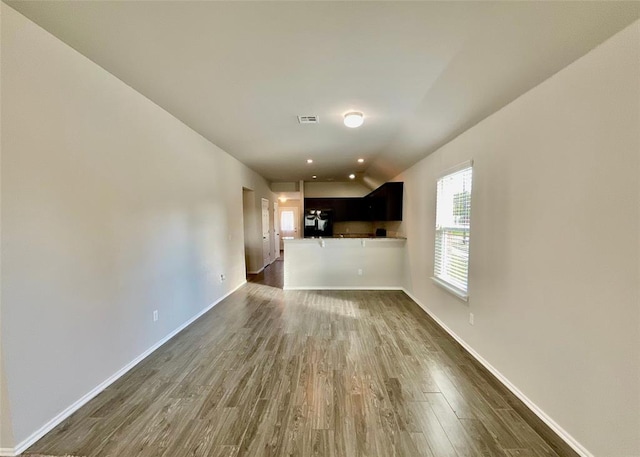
[
  {"x1": 305, "y1": 197, "x2": 365, "y2": 222},
  {"x1": 304, "y1": 182, "x2": 403, "y2": 222},
  {"x1": 344, "y1": 197, "x2": 366, "y2": 221},
  {"x1": 305, "y1": 198, "x2": 335, "y2": 215},
  {"x1": 364, "y1": 182, "x2": 403, "y2": 221}
]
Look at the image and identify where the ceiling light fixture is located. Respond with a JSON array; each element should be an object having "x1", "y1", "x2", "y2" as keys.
[
  {"x1": 279, "y1": 196, "x2": 287, "y2": 203},
  {"x1": 349, "y1": 174, "x2": 356, "y2": 179},
  {"x1": 344, "y1": 112, "x2": 364, "y2": 128},
  {"x1": 357, "y1": 158, "x2": 364, "y2": 163},
  {"x1": 307, "y1": 159, "x2": 313, "y2": 164},
  {"x1": 312, "y1": 175, "x2": 317, "y2": 179}
]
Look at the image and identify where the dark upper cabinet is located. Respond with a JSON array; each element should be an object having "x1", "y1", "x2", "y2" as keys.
[
  {"x1": 362, "y1": 195, "x2": 384, "y2": 221},
  {"x1": 364, "y1": 182, "x2": 403, "y2": 221},
  {"x1": 304, "y1": 198, "x2": 334, "y2": 213},
  {"x1": 345, "y1": 197, "x2": 366, "y2": 221},
  {"x1": 304, "y1": 182, "x2": 403, "y2": 222},
  {"x1": 304, "y1": 197, "x2": 364, "y2": 222}
]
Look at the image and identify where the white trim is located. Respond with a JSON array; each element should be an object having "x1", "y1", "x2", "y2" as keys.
[
  {"x1": 431, "y1": 276, "x2": 469, "y2": 302},
  {"x1": 247, "y1": 267, "x2": 264, "y2": 275},
  {"x1": 401, "y1": 287, "x2": 593, "y2": 457},
  {"x1": 283, "y1": 286, "x2": 403, "y2": 291},
  {"x1": 438, "y1": 159, "x2": 474, "y2": 178},
  {"x1": 6, "y1": 281, "x2": 247, "y2": 457}
]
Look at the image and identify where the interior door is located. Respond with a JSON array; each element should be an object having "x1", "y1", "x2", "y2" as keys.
[
  {"x1": 273, "y1": 201, "x2": 280, "y2": 260},
  {"x1": 261, "y1": 198, "x2": 271, "y2": 267},
  {"x1": 279, "y1": 207, "x2": 299, "y2": 250}
]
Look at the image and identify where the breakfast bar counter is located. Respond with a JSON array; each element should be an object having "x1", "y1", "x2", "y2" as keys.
[{"x1": 283, "y1": 237, "x2": 406, "y2": 290}]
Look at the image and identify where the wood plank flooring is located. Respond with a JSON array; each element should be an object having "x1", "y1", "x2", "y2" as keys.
[
  {"x1": 247, "y1": 253, "x2": 284, "y2": 289},
  {"x1": 24, "y1": 260, "x2": 573, "y2": 457}
]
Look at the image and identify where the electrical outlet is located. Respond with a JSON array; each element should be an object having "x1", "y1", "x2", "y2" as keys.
[
  {"x1": 358, "y1": 269, "x2": 363, "y2": 276},
  {"x1": 153, "y1": 310, "x2": 159, "y2": 322},
  {"x1": 220, "y1": 274, "x2": 226, "y2": 282},
  {"x1": 469, "y1": 313, "x2": 474, "y2": 326}
]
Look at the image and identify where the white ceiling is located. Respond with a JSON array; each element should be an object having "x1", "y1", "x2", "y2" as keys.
[{"x1": 6, "y1": 1, "x2": 639, "y2": 185}]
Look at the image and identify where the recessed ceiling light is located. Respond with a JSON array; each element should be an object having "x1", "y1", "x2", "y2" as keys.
[
  {"x1": 357, "y1": 158, "x2": 364, "y2": 163},
  {"x1": 312, "y1": 175, "x2": 317, "y2": 179},
  {"x1": 344, "y1": 112, "x2": 364, "y2": 128},
  {"x1": 307, "y1": 159, "x2": 313, "y2": 164},
  {"x1": 349, "y1": 174, "x2": 356, "y2": 179}
]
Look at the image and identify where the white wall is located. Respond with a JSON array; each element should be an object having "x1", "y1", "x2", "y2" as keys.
[
  {"x1": 303, "y1": 181, "x2": 370, "y2": 198},
  {"x1": 277, "y1": 199, "x2": 302, "y2": 213},
  {"x1": 0, "y1": 4, "x2": 273, "y2": 451},
  {"x1": 0, "y1": 3, "x2": 13, "y2": 451},
  {"x1": 270, "y1": 182, "x2": 298, "y2": 193},
  {"x1": 395, "y1": 21, "x2": 639, "y2": 457},
  {"x1": 0, "y1": 360, "x2": 13, "y2": 452}
]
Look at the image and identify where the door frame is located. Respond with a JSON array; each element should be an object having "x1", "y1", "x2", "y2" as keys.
[
  {"x1": 273, "y1": 201, "x2": 280, "y2": 260},
  {"x1": 261, "y1": 198, "x2": 271, "y2": 268}
]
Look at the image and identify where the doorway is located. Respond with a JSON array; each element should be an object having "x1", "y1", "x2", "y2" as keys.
[
  {"x1": 242, "y1": 188, "x2": 255, "y2": 275},
  {"x1": 279, "y1": 206, "x2": 299, "y2": 251},
  {"x1": 261, "y1": 198, "x2": 271, "y2": 268}
]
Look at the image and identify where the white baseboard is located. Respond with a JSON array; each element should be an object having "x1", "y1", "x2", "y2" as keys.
[
  {"x1": 4, "y1": 281, "x2": 247, "y2": 457},
  {"x1": 283, "y1": 286, "x2": 403, "y2": 291},
  {"x1": 400, "y1": 288, "x2": 592, "y2": 457},
  {"x1": 247, "y1": 267, "x2": 264, "y2": 275}
]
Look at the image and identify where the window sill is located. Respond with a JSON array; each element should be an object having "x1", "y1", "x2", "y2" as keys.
[{"x1": 431, "y1": 277, "x2": 469, "y2": 302}]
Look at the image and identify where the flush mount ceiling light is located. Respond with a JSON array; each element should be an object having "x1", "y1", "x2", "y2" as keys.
[
  {"x1": 307, "y1": 159, "x2": 313, "y2": 164},
  {"x1": 312, "y1": 175, "x2": 317, "y2": 179},
  {"x1": 357, "y1": 158, "x2": 364, "y2": 163},
  {"x1": 343, "y1": 111, "x2": 364, "y2": 128},
  {"x1": 349, "y1": 174, "x2": 356, "y2": 179}
]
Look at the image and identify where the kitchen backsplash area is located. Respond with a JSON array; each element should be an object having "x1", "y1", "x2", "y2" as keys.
[
  {"x1": 333, "y1": 221, "x2": 403, "y2": 237},
  {"x1": 333, "y1": 221, "x2": 374, "y2": 237}
]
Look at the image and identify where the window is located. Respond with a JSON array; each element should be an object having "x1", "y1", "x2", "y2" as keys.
[
  {"x1": 433, "y1": 163, "x2": 473, "y2": 300},
  {"x1": 280, "y1": 210, "x2": 295, "y2": 232}
]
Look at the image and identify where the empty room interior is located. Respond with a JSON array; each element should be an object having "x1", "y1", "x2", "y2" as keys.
[{"x1": 1, "y1": 2, "x2": 639, "y2": 457}]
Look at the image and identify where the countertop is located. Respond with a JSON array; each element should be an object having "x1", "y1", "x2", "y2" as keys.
[
  {"x1": 314, "y1": 236, "x2": 405, "y2": 239},
  {"x1": 287, "y1": 236, "x2": 407, "y2": 241}
]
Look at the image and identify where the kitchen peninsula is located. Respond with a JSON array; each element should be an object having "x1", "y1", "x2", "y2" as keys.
[{"x1": 283, "y1": 237, "x2": 406, "y2": 290}]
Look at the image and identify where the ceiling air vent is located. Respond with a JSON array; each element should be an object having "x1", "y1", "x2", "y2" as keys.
[{"x1": 297, "y1": 115, "x2": 319, "y2": 124}]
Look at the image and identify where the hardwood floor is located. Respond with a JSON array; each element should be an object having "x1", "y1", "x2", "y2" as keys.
[
  {"x1": 24, "y1": 261, "x2": 574, "y2": 457},
  {"x1": 247, "y1": 253, "x2": 283, "y2": 289}
]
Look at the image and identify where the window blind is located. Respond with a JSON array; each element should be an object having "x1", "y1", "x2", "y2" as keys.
[{"x1": 434, "y1": 165, "x2": 473, "y2": 294}]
